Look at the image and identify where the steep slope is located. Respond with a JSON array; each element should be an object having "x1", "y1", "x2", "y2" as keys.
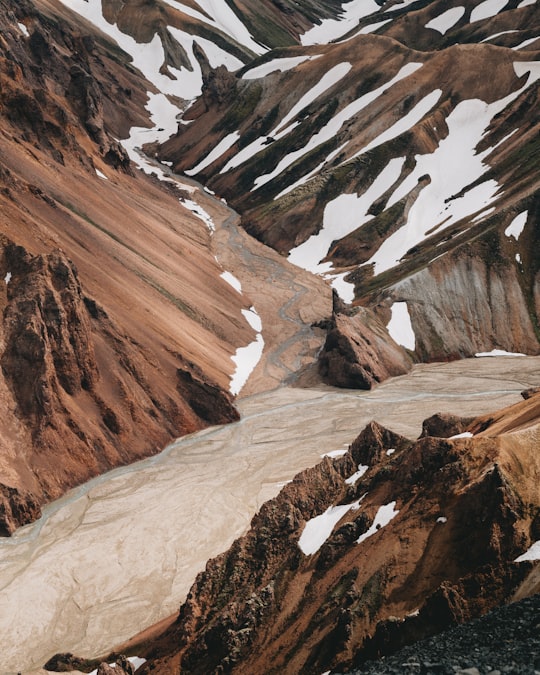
[
  {"x1": 158, "y1": 0, "x2": 540, "y2": 361},
  {"x1": 0, "y1": 0, "x2": 266, "y2": 533},
  {"x1": 137, "y1": 392, "x2": 540, "y2": 675}
]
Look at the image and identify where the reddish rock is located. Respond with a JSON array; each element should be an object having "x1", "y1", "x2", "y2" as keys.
[{"x1": 318, "y1": 308, "x2": 413, "y2": 389}]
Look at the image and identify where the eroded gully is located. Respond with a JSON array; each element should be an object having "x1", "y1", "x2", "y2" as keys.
[{"x1": 1, "y1": 182, "x2": 540, "y2": 674}]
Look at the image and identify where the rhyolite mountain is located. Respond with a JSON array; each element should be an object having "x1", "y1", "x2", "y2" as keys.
[
  {"x1": 158, "y1": 0, "x2": 540, "y2": 365},
  {"x1": 0, "y1": 0, "x2": 539, "y2": 672}
]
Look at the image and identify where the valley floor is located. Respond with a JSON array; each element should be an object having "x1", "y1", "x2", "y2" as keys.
[{"x1": 2, "y1": 356, "x2": 540, "y2": 673}]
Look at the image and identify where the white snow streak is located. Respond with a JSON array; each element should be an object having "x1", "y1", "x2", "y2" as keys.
[
  {"x1": 425, "y1": 7, "x2": 465, "y2": 34},
  {"x1": 186, "y1": 132, "x2": 240, "y2": 175},
  {"x1": 357, "y1": 502, "x2": 399, "y2": 544},
  {"x1": 220, "y1": 271, "x2": 242, "y2": 294},
  {"x1": 470, "y1": 0, "x2": 509, "y2": 23},
  {"x1": 18, "y1": 22, "x2": 29, "y2": 37},
  {"x1": 345, "y1": 465, "x2": 369, "y2": 485},
  {"x1": 299, "y1": 498, "x2": 363, "y2": 555},
  {"x1": 517, "y1": 0, "x2": 536, "y2": 6},
  {"x1": 288, "y1": 156, "x2": 405, "y2": 276},
  {"x1": 515, "y1": 540, "x2": 540, "y2": 562},
  {"x1": 230, "y1": 308, "x2": 264, "y2": 396},
  {"x1": 300, "y1": 0, "x2": 380, "y2": 45},
  {"x1": 243, "y1": 55, "x2": 318, "y2": 79},
  {"x1": 475, "y1": 349, "x2": 526, "y2": 357},
  {"x1": 387, "y1": 302, "x2": 416, "y2": 351},
  {"x1": 504, "y1": 211, "x2": 528, "y2": 239}
]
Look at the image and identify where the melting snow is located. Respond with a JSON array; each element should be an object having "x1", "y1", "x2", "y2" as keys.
[
  {"x1": 181, "y1": 199, "x2": 215, "y2": 232},
  {"x1": 18, "y1": 22, "x2": 29, "y2": 37},
  {"x1": 475, "y1": 349, "x2": 526, "y2": 357},
  {"x1": 387, "y1": 302, "x2": 416, "y2": 351},
  {"x1": 230, "y1": 307, "x2": 264, "y2": 396},
  {"x1": 470, "y1": 0, "x2": 509, "y2": 23},
  {"x1": 504, "y1": 211, "x2": 528, "y2": 239},
  {"x1": 221, "y1": 271, "x2": 242, "y2": 293},
  {"x1": 299, "y1": 498, "x2": 363, "y2": 555},
  {"x1": 300, "y1": 0, "x2": 380, "y2": 45},
  {"x1": 322, "y1": 448, "x2": 349, "y2": 458},
  {"x1": 352, "y1": 89, "x2": 443, "y2": 159},
  {"x1": 186, "y1": 132, "x2": 240, "y2": 175},
  {"x1": 288, "y1": 157, "x2": 405, "y2": 275},
  {"x1": 425, "y1": 7, "x2": 465, "y2": 34},
  {"x1": 515, "y1": 540, "x2": 540, "y2": 562},
  {"x1": 345, "y1": 465, "x2": 369, "y2": 485},
  {"x1": 243, "y1": 55, "x2": 318, "y2": 79},
  {"x1": 357, "y1": 501, "x2": 399, "y2": 544}
]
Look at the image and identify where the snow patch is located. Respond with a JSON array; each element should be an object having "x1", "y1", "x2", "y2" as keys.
[
  {"x1": 387, "y1": 302, "x2": 415, "y2": 351},
  {"x1": 89, "y1": 658, "x2": 146, "y2": 675},
  {"x1": 299, "y1": 498, "x2": 363, "y2": 555},
  {"x1": 322, "y1": 448, "x2": 349, "y2": 458},
  {"x1": 475, "y1": 349, "x2": 526, "y2": 357},
  {"x1": 18, "y1": 22, "x2": 29, "y2": 37},
  {"x1": 95, "y1": 168, "x2": 108, "y2": 180},
  {"x1": 181, "y1": 199, "x2": 215, "y2": 232},
  {"x1": 386, "y1": 448, "x2": 396, "y2": 456},
  {"x1": 186, "y1": 132, "x2": 240, "y2": 175},
  {"x1": 505, "y1": 211, "x2": 527, "y2": 239},
  {"x1": 449, "y1": 432, "x2": 473, "y2": 439},
  {"x1": 345, "y1": 465, "x2": 369, "y2": 485},
  {"x1": 515, "y1": 540, "x2": 540, "y2": 562},
  {"x1": 425, "y1": 7, "x2": 465, "y2": 34},
  {"x1": 288, "y1": 157, "x2": 406, "y2": 275},
  {"x1": 230, "y1": 307, "x2": 264, "y2": 396},
  {"x1": 300, "y1": 0, "x2": 380, "y2": 45},
  {"x1": 220, "y1": 271, "x2": 242, "y2": 294},
  {"x1": 243, "y1": 55, "x2": 318, "y2": 79},
  {"x1": 4, "y1": 272, "x2": 11, "y2": 285},
  {"x1": 357, "y1": 501, "x2": 399, "y2": 544},
  {"x1": 513, "y1": 37, "x2": 539, "y2": 49},
  {"x1": 437, "y1": 516, "x2": 448, "y2": 524},
  {"x1": 517, "y1": 0, "x2": 536, "y2": 6},
  {"x1": 470, "y1": 0, "x2": 509, "y2": 23}
]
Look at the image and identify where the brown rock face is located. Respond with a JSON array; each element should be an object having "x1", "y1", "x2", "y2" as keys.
[
  {"x1": 139, "y1": 396, "x2": 540, "y2": 674},
  {"x1": 318, "y1": 307, "x2": 412, "y2": 389},
  {"x1": 0, "y1": 238, "x2": 239, "y2": 534}
]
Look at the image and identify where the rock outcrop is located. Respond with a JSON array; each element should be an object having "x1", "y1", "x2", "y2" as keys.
[
  {"x1": 137, "y1": 394, "x2": 540, "y2": 674},
  {"x1": 318, "y1": 306, "x2": 413, "y2": 389}
]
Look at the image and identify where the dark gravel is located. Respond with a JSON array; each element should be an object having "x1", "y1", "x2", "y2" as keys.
[{"x1": 343, "y1": 594, "x2": 540, "y2": 675}]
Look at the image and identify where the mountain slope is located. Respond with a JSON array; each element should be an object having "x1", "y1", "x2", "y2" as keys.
[
  {"x1": 158, "y1": 0, "x2": 540, "y2": 360},
  {"x1": 0, "y1": 0, "x2": 266, "y2": 533},
  {"x1": 137, "y1": 392, "x2": 540, "y2": 675}
]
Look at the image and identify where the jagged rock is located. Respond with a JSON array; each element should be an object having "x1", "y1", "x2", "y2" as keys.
[
  {"x1": 140, "y1": 397, "x2": 540, "y2": 674},
  {"x1": 0, "y1": 484, "x2": 41, "y2": 537},
  {"x1": 318, "y1": 308, "x2": 412, "y2": 389},
  {"x1": 521, "y1": 387, "x2": 540, "y2": 400},
  {"x1": 420, "y1": 413, "x2": 476, "y2": 439}
]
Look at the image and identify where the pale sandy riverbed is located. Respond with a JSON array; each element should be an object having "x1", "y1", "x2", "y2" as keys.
[{"x1": 1, "y1": 356, "x2": 539, "y2": 674}]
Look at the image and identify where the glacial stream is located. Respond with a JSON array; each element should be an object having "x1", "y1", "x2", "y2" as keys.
[{"x1": 1, "y1": 356, "x2": 540, "y2": 674}]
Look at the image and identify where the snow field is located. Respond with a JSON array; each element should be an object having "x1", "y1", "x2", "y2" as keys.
[
  {"x1": 356, "y1": 501, "x2": 399, "y2": 544},
  {"x1": 470, "y1": 0, "x2": 510, "y2": 23},
  {"x1": 299, "y1": 498, "x2": 364, "y2": 555},
  {"x1": 300, "y1": 0, "x2": 380, "y2": 45}
]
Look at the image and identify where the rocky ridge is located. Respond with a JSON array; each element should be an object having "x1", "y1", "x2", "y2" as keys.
[
  {"x1": 133, "y1": 392, "x2": 540, "y2": 674},
  {"x1": 158, "y1": 0, "x2": 540, "y2": 363},
  {"x1": 0, "y1": 0, "x2": 265, "y2": 533}
]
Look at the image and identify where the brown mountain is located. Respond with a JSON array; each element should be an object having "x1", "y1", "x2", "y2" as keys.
[{"x1": 136, "y1": 391, "x2": 540, "y2": 675}]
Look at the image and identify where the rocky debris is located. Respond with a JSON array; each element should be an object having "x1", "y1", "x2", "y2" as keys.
[
  {"x1": 522, "y1": 387, "x2": 540, "y2": 400},
  {"x1": 343, "y1": 593, "x2": 540, "y2": 675},
  {"x1": 138, "y1": 396, "x2": 540, "y2": 674},
  {"x1": 318, "y1": 307, "x2": 412, "y2": 389}
]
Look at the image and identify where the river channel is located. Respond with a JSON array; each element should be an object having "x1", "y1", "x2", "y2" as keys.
[{"x1": 1, "y1": 355, "x2": 540, "y2": 673}]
